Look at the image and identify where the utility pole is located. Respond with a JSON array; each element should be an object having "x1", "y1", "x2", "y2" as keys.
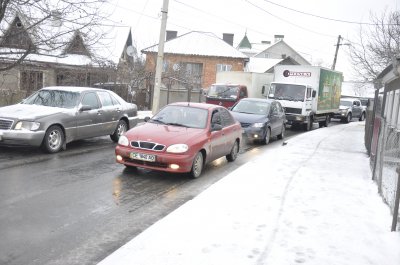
[
  {"x1": 332, "y1": 35, "x2": 342, "y2": 70},
  {"x1": 152, "y1": 0, "x2": 169, "y2": 114}
]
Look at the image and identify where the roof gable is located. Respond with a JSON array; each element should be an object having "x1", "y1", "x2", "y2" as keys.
[
  {"x1": 141, "y1": 31, "x2": 248, "y2": 59},
  {"x1": 255, "y1": 40, "x2": 310, "y2": 64},
  {"x1": 64, "y1": 31, "x2": 90, "y2": 56},
  {"x1": 0, "y1": 16, "x2": 36, "y2": 51}
]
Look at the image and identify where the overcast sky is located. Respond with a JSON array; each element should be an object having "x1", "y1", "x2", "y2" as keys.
[{"x1": 106, "y1": 0, "x2": 399, "y2": 81}]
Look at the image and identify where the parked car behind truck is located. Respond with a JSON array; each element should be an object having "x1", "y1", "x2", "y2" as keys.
[
  {"x1": 333, "y1": 98, "x2": 365, "y2": 123},
  {"x1": 265, "y1": 65, "x2": 343, "y2": 131},
  {"x1": 205, "y1": 83, "x2": 248, "y2": 108}
]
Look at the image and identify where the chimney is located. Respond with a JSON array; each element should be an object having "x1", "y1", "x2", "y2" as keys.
[
  {"x1": 223, "y1": 33, "x2": 234, "y2": 46},
  {"x1": 166, "y1": 30, "x2": 177, "y2": 41},
  {"x1": 274, "y1": 35, "x2": 284, "y2": 43},
  {"x1": 261, "y1": 40, "x2": 271, "y2": 45}
]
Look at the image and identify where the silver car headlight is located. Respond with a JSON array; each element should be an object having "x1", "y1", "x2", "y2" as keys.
[
  {"x1": 251, "y1": 123, "x2": 264, "y2": 128},
  {"x1": 118, "y1": 135, "x2": 129, "y2": 146},
  {"x1": 166, "y1": 144, "x2": 188, "y2": 153},
  {"x1": 14, "y1": 121, "x2": 40, "y2": 131}
]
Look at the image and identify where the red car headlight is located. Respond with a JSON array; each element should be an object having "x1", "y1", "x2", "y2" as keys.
[
  {"x1": 118, "y1": 135, "x2": 129, "y2": 146},
  {"x1": 166, "y1": 144, "x2": 188, "y2": 153}
]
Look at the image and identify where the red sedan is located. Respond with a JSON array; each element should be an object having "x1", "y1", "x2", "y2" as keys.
[{"x1": 115, "y1": 102, "x2": 242, "y2": 178}]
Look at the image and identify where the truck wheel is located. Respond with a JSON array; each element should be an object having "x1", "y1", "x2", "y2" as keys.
[
  {"x1": 319, "y1": 115, "x2": 330, "y2": 128},
  {"x1": 359, "y1": 112, "x2": 365, "y2": 121}
]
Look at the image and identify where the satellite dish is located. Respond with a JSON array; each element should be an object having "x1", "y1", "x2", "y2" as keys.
[{"x1": 126, "y1": 46, "x2": 135, "y2": 57}]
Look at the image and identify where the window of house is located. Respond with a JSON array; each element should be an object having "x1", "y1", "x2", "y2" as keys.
[
  {"x1": 216, "y1": 64, "x2": 232, "y2": 72},
  {"x1": 57, "y1": 72, "x2": 91, "y2": 86},
  {"x1": 392, "y1": 90, "x2": 399, "y2": 129},
  {"x1": 20, "y1": 70, "x2": 43, "y2": 92},
  {"x1": 264, "y1": 53, "x2": 270, "y2": 58},
  {"x1": 180, "y1": 62, "x2": 203, "y2": 87},
  {"x1": 163, "y1": 60, "x2": 169, "y2": 72},
  {"x1": 181, "y1": 62, "x2": 203, "y2": 76}
]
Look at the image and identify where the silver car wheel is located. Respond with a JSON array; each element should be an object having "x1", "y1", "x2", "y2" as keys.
[
  {"x1": 42, "y1": 125, "x2": 64, "y2": 153},
  {"x1": 48, "y1": 130, "x2": 61, "y2": 149},
  {"x1": 111, "y1": 120, "x2": 128, "y2": 142},
  {"x1": 117, "y1": 121, "x2": 128, "y2": 136}
]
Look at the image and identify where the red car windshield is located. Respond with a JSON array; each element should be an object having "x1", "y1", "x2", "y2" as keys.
[{"x1": 151, "y1": 105, "x2": 208, "y2": 129}]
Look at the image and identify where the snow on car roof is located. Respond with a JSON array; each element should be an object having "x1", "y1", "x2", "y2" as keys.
[{"x1": 42, "y1": 86, "x2": 105, "y2": 93}]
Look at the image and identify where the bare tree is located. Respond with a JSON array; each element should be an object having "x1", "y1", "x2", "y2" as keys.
[
  {"x1": 349, "y1": 10, "x2": 400, "y2": 81},
  {"x1": 0, "y1": 0, "x2": 112, "y2": 71}
]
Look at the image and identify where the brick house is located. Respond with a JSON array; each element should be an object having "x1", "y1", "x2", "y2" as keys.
[
  {"x1": 0, "y1": 15, "x2": 134, "y2": 106},
  {"x1": 141, "y1": 31, "x2": 248, "y2": 92}
]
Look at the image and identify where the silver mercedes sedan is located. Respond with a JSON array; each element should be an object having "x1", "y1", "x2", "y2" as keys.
[{"x1": 0, "y1": 86, "x2": 138, "y2": 153}]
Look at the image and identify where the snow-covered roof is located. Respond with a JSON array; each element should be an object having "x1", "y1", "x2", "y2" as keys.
[
  {"x1": 245, "y1": 57, "x2": 284, "y2": 73},
  {"x1": 0, "y1": 13, "x2": 131, "y2": 66},
  {"x1": 239, "y1": 42, "x2": 271, "y2": 57},
  {"x1": 141, "y1": 31, "x2": 248, "y2": 59}
]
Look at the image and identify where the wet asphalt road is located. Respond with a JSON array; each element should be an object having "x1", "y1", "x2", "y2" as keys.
[{"x1": 0, "y1": 125, "x2": 310, "y2": 265}]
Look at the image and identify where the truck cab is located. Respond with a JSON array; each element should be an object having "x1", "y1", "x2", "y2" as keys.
[
  {"x1": 266, "y1": 82, "x2": 316, "y2": 129},
  {"x1": 206, "y1": 84, "x2": 248, "y2": 108}
]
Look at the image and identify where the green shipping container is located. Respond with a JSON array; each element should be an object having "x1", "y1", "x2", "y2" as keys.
[{"x1": 317, "y1": 69, "x2": 343, "y2": 112}]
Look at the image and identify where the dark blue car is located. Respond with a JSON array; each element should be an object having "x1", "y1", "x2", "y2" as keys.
[{"x1": 230, "y1": 98, "x2": 286, "y2": 144}]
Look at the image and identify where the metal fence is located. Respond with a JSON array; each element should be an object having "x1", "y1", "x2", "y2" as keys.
[{"x1": 368, "y1": 84, "x2": 400, "y2": 231}]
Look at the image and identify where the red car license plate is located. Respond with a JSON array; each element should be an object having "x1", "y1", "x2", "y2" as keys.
[{"x1": 130, "y1": 152, "x2": 156, "y2": 162}]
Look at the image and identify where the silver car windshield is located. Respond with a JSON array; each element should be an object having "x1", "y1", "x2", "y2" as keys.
[
  {"x1": 340, "y1": 100, "x2": 353, "y2": 107},
  {"x1": 23, "y1": 90, "x2": 80, "y2": 109}
]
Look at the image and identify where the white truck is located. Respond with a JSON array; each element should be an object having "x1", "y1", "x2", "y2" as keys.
[{"x1": 264, "y1": 65, "x2": 343, "y2": 131}]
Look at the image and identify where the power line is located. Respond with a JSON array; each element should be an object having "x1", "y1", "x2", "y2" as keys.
[
  {"x1": 244, "y1": 0, "x2": 338, "y2": 38},
  {"x1": 173, "y1": 0, "x2": 267, "y2": 36},
  {"x1": 260, "y1": 0, "x2": 393, "y2": 26},
  {"x1": 133, "y1": 0, "x2": 151, "y2": 32}
]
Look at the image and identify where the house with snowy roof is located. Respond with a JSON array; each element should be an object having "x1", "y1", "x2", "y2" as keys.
[
  {"x1": 0, "y1": 14, "x2": 134, "y2": 106},
  {"x1": 141, "y1": 31, "x2": 248, "y2": 90},
  {"x1": 237, "y1": 33, "x2": 310, "y2": 73}
]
